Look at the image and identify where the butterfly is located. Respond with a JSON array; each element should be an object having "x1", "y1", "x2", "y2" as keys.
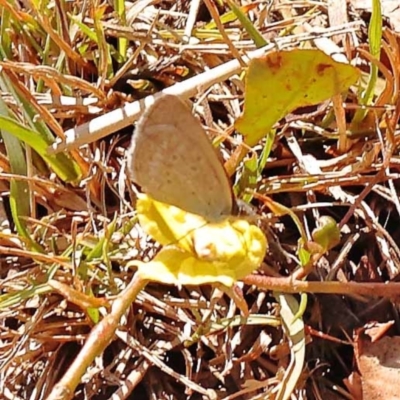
[{"x1": 127, "y1": 94, "x2": 234, "y2": 222}]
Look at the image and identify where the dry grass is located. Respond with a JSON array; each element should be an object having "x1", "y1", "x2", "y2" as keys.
[{"x1": 0, "y1": 1, "x2": 399, "y2": 399}]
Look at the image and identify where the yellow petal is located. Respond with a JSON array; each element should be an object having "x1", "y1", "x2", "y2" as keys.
[{"x1": 136, "y1": 194, "x2": 206, "y2": 251}]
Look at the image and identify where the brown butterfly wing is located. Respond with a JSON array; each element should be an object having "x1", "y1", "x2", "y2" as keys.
[{"x1": 127, "y1": 95, "x2": 233, "y2": 220}]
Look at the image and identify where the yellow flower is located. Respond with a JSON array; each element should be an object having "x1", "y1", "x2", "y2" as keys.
[{"x1": 129, "y1": 194, "x2": 267, "y2": 286}]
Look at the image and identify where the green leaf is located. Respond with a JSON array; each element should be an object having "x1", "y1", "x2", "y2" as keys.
[
  {"x1": 297, "y1": 241, "x2": 311, "y2": 266},
  {"x1": 236, "y1": 152, "x2": 258, "y2": 203},
  {"x1": 86, "y1": 287, "x2": 101, "y2": 323},
  {"x1": 258, "y1": 130, "x2": 275, "y2": 174}
]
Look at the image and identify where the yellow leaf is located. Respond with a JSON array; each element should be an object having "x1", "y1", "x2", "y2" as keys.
[{"x1": 236, "y1": 49, "x2": 360, "y2": 146}]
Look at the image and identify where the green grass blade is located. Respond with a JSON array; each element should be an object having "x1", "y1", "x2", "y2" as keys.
[
  {"x1": 226, "y1": 0, "x2": 267, "y2": 48},
  {"x1": 0, "y1": 116, "x2": 81, "y2": 182},
  {"x1": 353, "y1": 0, "x2": 382, "y2": 123}
]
